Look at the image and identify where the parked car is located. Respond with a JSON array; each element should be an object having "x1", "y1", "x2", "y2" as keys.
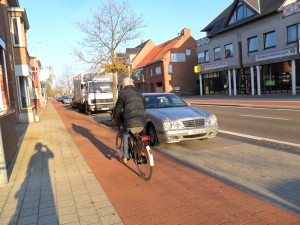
[
  {"x1": 142, "y1": 93, "x2": 218, "y2": 146},
  {"x1": 61, "y1": 95, "x2": 71, "y2": 104}
]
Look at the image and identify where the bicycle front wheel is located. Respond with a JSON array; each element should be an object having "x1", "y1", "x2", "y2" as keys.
[
  {"x1": 115, "y1": 133, "x2": 124, "y2": 160},
  {"x1": 135, "y1": 142, "x2": 154, "y2": 181}
]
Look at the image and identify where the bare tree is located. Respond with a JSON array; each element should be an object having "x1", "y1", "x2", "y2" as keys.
[
  {"x1": 73, "y1": 0, "x2": 145, "y2": 104},
  {"x1": 62, "y1": 65, "x2": 75, "y2": 95},
  {"x1": 54, "y1": 66, "x2": 75, "y2": 96}
]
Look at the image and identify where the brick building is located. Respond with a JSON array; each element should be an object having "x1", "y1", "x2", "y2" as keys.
[
  {"x1": 132, "y1": 28, "x2": 199, "y2": 96},
  {"x1": 0, "y1": 0, "x2": 34, "y2": 169}
]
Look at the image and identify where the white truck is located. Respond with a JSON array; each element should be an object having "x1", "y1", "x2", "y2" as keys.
[{"x1": 73, "y1": 73, "x2": 114, "y2": 114}]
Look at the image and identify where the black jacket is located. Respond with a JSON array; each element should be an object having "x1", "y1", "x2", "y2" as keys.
[{"x1": 113, "y1": 85, "x2": 146, "y2": 128}]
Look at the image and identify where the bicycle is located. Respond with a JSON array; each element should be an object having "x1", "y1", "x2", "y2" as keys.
[{"x1": 115, "y1": 126, "x2": 154, "y2": 181}]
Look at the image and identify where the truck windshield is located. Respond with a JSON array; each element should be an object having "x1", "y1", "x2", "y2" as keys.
[{"x1": 89, "y1": 81, "x2": 112, "y2": 93}]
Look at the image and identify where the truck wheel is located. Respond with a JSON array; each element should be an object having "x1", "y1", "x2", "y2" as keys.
[{"x1": 84, "y1": 103, "x2": 91, "y2": 115}]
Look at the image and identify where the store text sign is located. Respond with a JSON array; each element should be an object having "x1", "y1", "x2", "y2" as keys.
[
  {"x1": 256, "y1": 46, "x2": 297, "y2": 62},
  {"x1": 204, "y1": 61, "x2": 227, "y2": 71}
]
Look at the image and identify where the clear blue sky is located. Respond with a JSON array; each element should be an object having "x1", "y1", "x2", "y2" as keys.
[{"x1": 19, "y1": 0, "x2": 233, "y2": 79}]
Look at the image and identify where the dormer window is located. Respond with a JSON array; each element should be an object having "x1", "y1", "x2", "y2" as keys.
[{"x1": 228, "y1": 2, "x2": 255, "y2": 25}]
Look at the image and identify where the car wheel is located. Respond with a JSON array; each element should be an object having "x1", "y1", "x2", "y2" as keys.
[{"x1": 147, "y1": 124, "x2": 158, "y2": 146}]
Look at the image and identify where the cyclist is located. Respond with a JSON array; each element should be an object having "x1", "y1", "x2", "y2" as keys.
[{"x1": 112, "y1": 77, "x2": 147, "y2": 164}]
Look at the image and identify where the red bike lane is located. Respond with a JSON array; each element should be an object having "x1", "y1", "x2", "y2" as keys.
[{"x1": 53, "y1": 101, "x2": 300, "y2": 224}]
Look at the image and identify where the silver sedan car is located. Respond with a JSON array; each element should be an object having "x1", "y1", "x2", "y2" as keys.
[{"x1": 143, "y1": 93, "x2": 218, "y2": 146}]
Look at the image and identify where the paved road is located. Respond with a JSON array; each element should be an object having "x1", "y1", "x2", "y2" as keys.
[
  {"x1": 197, "y1": 105, "x2": 300, "y2": 145},
  {"x1": 54, "y1": 102, "x2": 300, "y2": 224}
]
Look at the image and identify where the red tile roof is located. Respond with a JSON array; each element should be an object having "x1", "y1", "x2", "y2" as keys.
[{"x1": 136, "y1": 37, "x2": 179, "y2": 68}]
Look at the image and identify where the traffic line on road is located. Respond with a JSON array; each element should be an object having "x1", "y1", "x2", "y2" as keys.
[
  {"x1": 219, "y1": 129, "x2": 300, "y2": 149},
  {"x1": 240, "y1": 114, "x2": 289, "y2": 120}
]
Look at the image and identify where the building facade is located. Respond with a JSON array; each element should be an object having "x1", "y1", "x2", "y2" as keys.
[
  {"x1": 133, "y1": 28, "x2": 199, "y2": 96},
  {"x1": 0, "y1": 0, "x2": 35, "y2": 170},
  {"x1": 8, "y1": 4, "x2": 36, "y2": 121},
  {"x1": 196, "y1": 0, "x2": 300, "y2": 96},
  {"x1": 0, "y1": 0, "x2": 19, "y2": 168}
]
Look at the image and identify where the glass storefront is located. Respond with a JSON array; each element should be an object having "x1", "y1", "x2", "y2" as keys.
[{"x1": 202, "y1": 60, "x2": 299, "y2": 95}]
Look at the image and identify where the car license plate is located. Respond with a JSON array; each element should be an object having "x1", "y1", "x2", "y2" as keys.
[
  {"x1": 101, "y1": 108, "x2": 109, "y2": 110},
  {"x1": 188, "y1": 128, "x2": 206, "y2": 135}
]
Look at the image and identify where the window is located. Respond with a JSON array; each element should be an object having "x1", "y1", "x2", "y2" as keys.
[
  {"x1": 224, "y1": 44, "x2": 233, "y2": 58},
  {"x1": 228, "y1": 2, "x2": 255, "y2": 25},
  {"x1": 198, "y1": 51, "x2": 209, "y2": 63},
  {"x1": 264, "y1": 31, "x2": 276, "y2": 49},
  {"x1": 155, "y1": 66, "x2": 161, "y2": 75},
  {"x1": 248, "y1": 36, "x2": 258, "y2": 52},
  {"x1": 150, "y1": 68, "x2": 153, "y2": 76},
  {"x1": 168, "y1": 64, "x2": 173, "y2": 73},
  {"x1": 214, "y1": 47, "x2": 221, "y2": 60},
  {"x1": 11, "y1": 17, "x2": 23, "y2": 46},
  {"x1": 186, "y1": 48, "x2": 191, "y2": 56},
  {"x1": 287, "y1": 23, "x2": 300, "y2": 43}
]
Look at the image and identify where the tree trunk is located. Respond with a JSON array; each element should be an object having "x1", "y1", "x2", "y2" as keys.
[{"x1": 112, "y1": 72, "x2": 118, "y2": 107}]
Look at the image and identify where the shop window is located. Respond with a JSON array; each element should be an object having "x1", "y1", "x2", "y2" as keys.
[
  {"x1": 214, "y1": 47, "x2": 221, "y2": 60},
  {"x1": 224, "y1": 44, "x2": 233, "y2": 58},
  {"x1": 11, "y1": 17, "x2": 23, "y2": 46},
  {"x1": 248, "y1": 36, "x2": 258, "y2": 52},
  {"x1": 198, "y1": 51, "x2": 209, "y2": 63},
  {"x1": 155, "y1": 66, "x2": 161, "y2": 75},
  {"x1": 19, "y1": 77, "x2": 34, "y2": 108},
  {"x1": 264, "y1": 31, "x2": 276, "y2": 49},
  {"x1": 287, "y1": 23, "x2": 300, "y2": 43}
]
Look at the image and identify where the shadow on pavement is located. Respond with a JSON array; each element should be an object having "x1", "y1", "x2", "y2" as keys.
[
  {"x1": 71, "y1": 123, "x2": 117, "y2": 161},
  {"x1": 269, "y1": 178, "x2": 300, "y2": 216},
  {"x1": 71, "y1": 123, "x2": 141, "y2": 178},
  {"x1": 10, "y1": 143, "x2": 58, "y2": 224}
]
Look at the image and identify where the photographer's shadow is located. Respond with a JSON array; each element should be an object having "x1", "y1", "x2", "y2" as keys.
[
  {"x1": 10, "y1": 143, "x2": 58, "y2": 224},
  {"x1": 71, "y1": 123, "x2": 117, "y2": 161}
]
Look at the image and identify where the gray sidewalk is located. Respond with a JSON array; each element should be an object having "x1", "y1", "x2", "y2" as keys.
[
  {"x1": 0, "y1": 103, "x2": 122, "y2": 225},
  {"x1": 183, "y1": 93, "x2": 300, "y2": 109}
]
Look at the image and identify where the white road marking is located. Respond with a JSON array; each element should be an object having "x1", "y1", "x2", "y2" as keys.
[
  {"x1": 240, "y1": 114, "x2": 289, "y2": 120},
  {"x1": 197, "y1": 104, "x2": 300, "y2": 112},
  {"x1": 219, "y1": 130, "x2": 300, "y2": 148}
]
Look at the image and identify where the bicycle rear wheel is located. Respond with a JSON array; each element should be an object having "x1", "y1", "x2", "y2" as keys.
[
  {"x1": 135, "y1": 140, "x2": 154, "y2": 181},
  {"x1": 115, "y1": 133, "x2": 124, "y2": 160}
]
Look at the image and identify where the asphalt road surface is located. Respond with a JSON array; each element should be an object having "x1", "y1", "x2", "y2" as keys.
[{"x1": 194, "y1": 105, "x2": 300, "y2": 145}]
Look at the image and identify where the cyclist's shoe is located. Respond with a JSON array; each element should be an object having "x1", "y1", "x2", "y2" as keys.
[{"x1": 121, "y1": 158, "x2": 128, "y2": 164}]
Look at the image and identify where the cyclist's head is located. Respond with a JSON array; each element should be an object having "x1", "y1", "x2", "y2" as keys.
[{"x1": 122, "y1": 77, "x2": 134, "y2": 87}]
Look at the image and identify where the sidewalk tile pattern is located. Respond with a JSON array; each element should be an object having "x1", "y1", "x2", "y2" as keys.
[{"x1": 0, "y1": 102, "x2": 122, "y2": 225}]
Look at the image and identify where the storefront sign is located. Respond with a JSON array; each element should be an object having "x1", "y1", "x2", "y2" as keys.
[
  {"x1": 204, "y1": 61, "x2": 227, "y2": 71},
  {"x1": 256, "y1": 46, "x2": 297, "y2": 62},
  {"x1": 194, "y1": 65, "x2": 201, "y2": 73}
]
